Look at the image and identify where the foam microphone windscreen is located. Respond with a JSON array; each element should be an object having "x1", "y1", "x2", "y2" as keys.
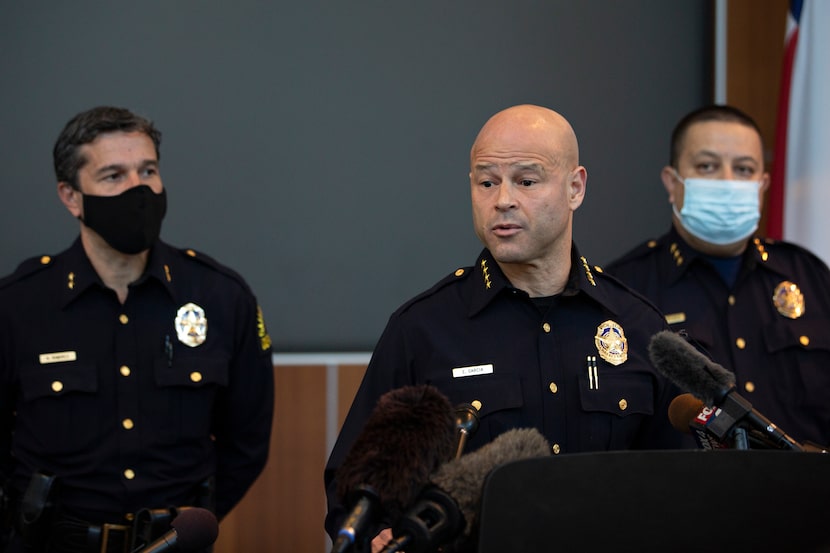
[
  {"x1": 667, "y1": 393, "x2": 705, "y2": 434},
  {"x1": 171, "y1": 508, "x2": 219, "y2": 550},
  {"x1": 335, "y1": 384, "x2": 456, "y2": 519},
  {"x1": 648, "y1": 330, "x2": 735, "y2": 405}
]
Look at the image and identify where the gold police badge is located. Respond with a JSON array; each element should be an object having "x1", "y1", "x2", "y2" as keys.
[
  {"x1": 594, "y1": 320, "x2": 627, "y2": 366},
  {"x1": 773, "y1": 281, "x2": 805, "y2": 319},
  {"x1": 175, "y1": 302, "x2": 208, "y2": 347}
]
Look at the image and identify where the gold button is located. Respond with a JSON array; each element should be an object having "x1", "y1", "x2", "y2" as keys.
[
  {"x1": 190, "y1": 372, "x2": 203, "y2": 383},
  {"x1": 728, "y1": 295, "x2": 736, "y2": 306},
  {"x1": 619, "y1": 399, "x2": 628, "y2": 411},
  {"x1": 51, "y1": 381, "x2": 63, "y2": 393},
  {"x1": 542, "y1": 322, "x2": 551, "y2": 333},
  {"x1": 549, "y1": 382, "x2": 558, "y2": 394},
  {"x1": 122, "y1": 419, "x2": 134, "y2": 430},
  {"x1": 40, "y1": 255, "x2": 51, "y2": 265},
  {"x1": 124, "y1": 469, "x2": 135, "y2": 480},
  {"x1": 454, "y1": 269, "x2": 465, "y2": 277},
  {"x1": 186, "y1": 249, "x2": 197, "y2": 257},
  {"x1": 471, "y1": 400, "x2": 482, "y2": 411},
  {"x1": 120, "y1": 365, "x2": 131, "y2": 377},
  {"x1": 745, "y1": 381, "x2": 755, "y2": 393},
  {"x1": 125, "y1": 513, "x2": 135, "y2": 522},
  {"x1": 800, "y1": 335, "x2": 810, "y2": 346},
  {"x1": 736, "y1": 338, "x2": 746, "y2": 349},
  {"x1": 119, "y1": 314, "x2": 129, "y2": 325},
  {"x1": 552, "y1": 444, "x2": 561, "y2": 454},
  {"x1": 647, "y1": 240, "x2": 657, "y2": 248}
]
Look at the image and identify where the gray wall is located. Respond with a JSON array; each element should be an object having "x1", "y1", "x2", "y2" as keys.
[{"x1": 0, "y1": 2, "x2": 709, "y2": 351}]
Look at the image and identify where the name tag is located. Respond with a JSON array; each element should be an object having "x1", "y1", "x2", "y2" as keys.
[
  {"x1": 452, "y1": 363, "x2": 494, "y2": 378},
  {"x1": 39, "y1": 351, "x2": 77, "y2": 364},
  {"x1": 665, "y1": 312, "x2": 686, "y2": 325}
]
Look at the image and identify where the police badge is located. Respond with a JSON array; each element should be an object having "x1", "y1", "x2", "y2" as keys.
[
  {"x1": 594, "y1": 320, "x2": 628, "y2": 366},
  {"x1": 773, "y1": 281, "x2": 805, "y2": 319},
  {"x1": 175, "y1": 302, "x2": 208, "y2": 347}
]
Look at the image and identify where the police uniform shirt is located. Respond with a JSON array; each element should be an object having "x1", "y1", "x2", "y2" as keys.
[
  {"x1": 324, "y1": 246, "x2": 685, "y2": 538},
  {"x1": 606, "y1": 227, "x2": 830, "y2": 447},
  {"x1": 0, "y1": 238, "x2": 274, "y2": 522}
]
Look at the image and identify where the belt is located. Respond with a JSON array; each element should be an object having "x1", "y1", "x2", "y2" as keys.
[{"x1": 50, "y1": 514, "x2": 131, "y2": 553}]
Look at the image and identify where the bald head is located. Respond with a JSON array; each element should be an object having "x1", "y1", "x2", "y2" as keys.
[{"x1": 471, "y1": 105, "x2": 579, "y2": 170}]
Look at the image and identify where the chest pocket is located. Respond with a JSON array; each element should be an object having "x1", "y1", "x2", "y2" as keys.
[
  {"x1": 17, "y1": 361, "x2": 100, "y2": 454},
  {"x1": 152, "y1": 356, "x2": 229, "y2": 442},
  {"x1": 763, "y1": 316, "x2": 830, "y2": 354},
  {"x1": 435, "y1": 375, "x2": 524, "y2": 447},
  {"x1": 577, "y1": 370, "x2": 655, "y2": 450}
]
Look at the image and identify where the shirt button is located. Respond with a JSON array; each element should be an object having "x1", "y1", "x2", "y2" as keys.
[
  {"x1": 122, "y1": 419, "x2": 134, "y2": 430},
  {"x1": 728, "y1": 295, "x2": 736, "y2": 306},
  {"x1": 471, "y1": 400, "x2": 483, "y2": 411},
  {"x1": 542, "y1": 322, "x2": 551, "y2": 333},
  {"x1": 119, "y1": 314, "x2": 129, "y2": 325},
  {"x1": 124, "y1": 469, "x2": 136, "y2": 480},
  {"x1": 735, "y1": 338, "x2": 746, "y2": 349},
  {"x1": 800, "y1": 335, "x2": 810, "y2": 346},
  {"x1": 51, "y1": 381, "x2": 63, "y2": 393},
  {"x1": 40, "y1": 255, "x2": 51, "y2": 265},
  {"x1": 744, "y1": 381, "x2": 756, "y2": 393},
  {"x1": 618, "y1": 399, "x2": 628, "y2": 411},
  {"x1": 120, "y1": 365, "x2": 131, "y2": 377},
  {"x1": 552, "y1": 444, "x2": 561, "y2": 455},
  {"x1": 190, "y1": 372, "x2": 203, "y2": 383},
  {"x1": 548, "y1": 382, "x2": 558, "y2": 394}
]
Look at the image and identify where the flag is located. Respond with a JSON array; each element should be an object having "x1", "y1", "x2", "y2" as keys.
[{"x1": 770, "y1": 0, "x2": 830, "y2": 264}]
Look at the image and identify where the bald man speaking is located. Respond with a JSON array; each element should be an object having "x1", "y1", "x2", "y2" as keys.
[{"x1": 324, "y1": 105, "x2": 685, "y2": 551}]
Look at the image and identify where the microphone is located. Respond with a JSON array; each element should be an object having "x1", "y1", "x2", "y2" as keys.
[
  {"x1": 382, "y1": 427, "x2": 550, "y2": 553},
  {"x1": 136, "y1": 507, "x2": 219, "y2": 552},
  {"x1": 649, "y1": 331, "x2": 804, "y2": 451},
  {"x1": 452, "y1": 403, "x2": 480, "y2": 459},
  {"x1": 668, "y1": 393, "x2": 730, "y2": 450},
  {"x1": 331, "y1": 385, "x2": 456, "y2": 553}
]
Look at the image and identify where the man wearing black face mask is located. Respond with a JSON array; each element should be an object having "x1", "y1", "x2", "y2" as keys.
[
  {"x1": 606, "y1": 105, "x2": 830, "y2": 449},
  {"x1": 0, "y1": 107, "x2": 275, "y2": 552}
]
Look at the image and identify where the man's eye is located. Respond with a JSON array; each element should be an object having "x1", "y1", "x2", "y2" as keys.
[
  {"x1": 735, "y1": 166, "x2": 756, "y2": 177},
  {"x1": 480, "y1": 180, "x2": 494, "y2": 188},
  {"x1": 519, "y1": 179, "x2": 534, "y2": 187},
  {"x1": 141, "y1": 168, "x2": 158, "y2": 178},
  {"x1": 696, "y1": 163, "x2": 716, "y2": 173}
]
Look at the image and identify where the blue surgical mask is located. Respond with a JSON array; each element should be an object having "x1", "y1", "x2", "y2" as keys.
[{"x1": 672, "y1": 173, "x2": 761, "y2": 246}]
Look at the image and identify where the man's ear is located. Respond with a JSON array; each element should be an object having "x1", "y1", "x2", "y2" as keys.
[
  {"x1": 661, "y1": 166, "x2": 681, "y2": 205},
  {"x1": 57, "y1": 181, "x2": 82, "y2": 218}
]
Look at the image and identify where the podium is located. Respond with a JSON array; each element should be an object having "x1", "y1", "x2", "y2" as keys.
[{"x1": 476, "y1": 450, "x2": 830, "y2": 552}]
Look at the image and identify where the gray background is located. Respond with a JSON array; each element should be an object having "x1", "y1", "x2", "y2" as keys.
[{"x1": 0, "y1": 2, "x2": 709, "y2": 351}]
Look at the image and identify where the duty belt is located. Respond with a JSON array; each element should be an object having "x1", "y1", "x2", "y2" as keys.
[{"x1": 50, "y1": 514, "x2": 131, "y2": 553}]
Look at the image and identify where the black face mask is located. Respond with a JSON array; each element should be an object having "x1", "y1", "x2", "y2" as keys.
[{"x1": 80, "y1": 185, "x2": 167, "y2": 254}]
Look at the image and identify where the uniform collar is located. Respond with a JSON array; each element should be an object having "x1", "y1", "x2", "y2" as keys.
[
  {"x1": 60, "y1": 238, "x2": 178, "y2": 308},
  {"x1": 659, "y1": 227, "x2": 786, "y2": 284},
  {"x1": 467, "y1": 245, "x2": 606, "y2": 317}
]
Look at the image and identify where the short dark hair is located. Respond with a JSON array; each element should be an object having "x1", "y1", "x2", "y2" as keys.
[
  {"x1": 669, "y1": 104, "x2": 763, "y2": 167},
  {"x1": 53, "y1": 106, "x2": 162, "y2": 189}
]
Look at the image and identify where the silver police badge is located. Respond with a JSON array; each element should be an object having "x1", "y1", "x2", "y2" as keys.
[
  {"x1": 594, "y1": 320, "x2": 628, "y2": 366},
  {"x1": 175, "y1": 302, "x2": 208, "y2": 347}
]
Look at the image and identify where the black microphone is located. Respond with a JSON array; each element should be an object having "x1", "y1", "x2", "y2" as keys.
[
  {"x1": 452, "y1": 403, "x2": 480, "y2": 459},
  {"x1": 382, "y1": 427, "x2": 550, "y2": 553},
  {"x1": 136, "y1": 508, "x2": 218, "y2": 552},
  {"x1": 331, "y1": 385, "x2": 456, "y2": 553},
  {"x1": 649, "y1": 330, "x2": 804, "y2": 451}
]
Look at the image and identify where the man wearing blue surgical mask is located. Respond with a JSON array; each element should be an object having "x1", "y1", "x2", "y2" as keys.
[{"x1": 607, "y1": 104, "x2": 830, "y2": 449}]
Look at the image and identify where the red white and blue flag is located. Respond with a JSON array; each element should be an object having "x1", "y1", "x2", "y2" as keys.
[{"x1": 770, "y1": 0, "x2": 830, "y2": 264}]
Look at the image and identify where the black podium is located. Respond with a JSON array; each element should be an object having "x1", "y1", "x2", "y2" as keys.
[{"x1": 477, "y1": 450, "x2": 830, "y2": 552}]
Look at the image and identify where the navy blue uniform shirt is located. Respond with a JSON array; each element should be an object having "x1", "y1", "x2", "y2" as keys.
[
  {"x1": 607, "y1": 227, "x2": 830, "y2": 448},
  {"x1": 324, "y1": 246, "x2": 685, "y2": 539},
  {"x1": 0, "y1": 238, "x2": 274, "y2": 522}
]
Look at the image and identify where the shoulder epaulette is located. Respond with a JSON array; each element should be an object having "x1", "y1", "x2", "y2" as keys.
[
  {"x1": 394, "y1": 266, "x2": 472, "y2": 312},
  {"x1": 0, "y1": 254, "x2": 56, "y2": 290},
  {"x1": 606, "y1": 238, "x2": 663, "y2": 268},
  {"x1": 177, "y1": 247, "x2": 253, "y2": 293}
]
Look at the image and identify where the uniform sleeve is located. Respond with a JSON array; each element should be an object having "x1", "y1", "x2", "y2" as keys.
[
  {"x1": 211, "y1": 292, "x2": 274, "y2": 518},
  {"x1": 0, "y1": 307, "x2": 13, "y2": 484},
  {"x1": 323, "y1": 313, "x2": 413, "y2": 540}
]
